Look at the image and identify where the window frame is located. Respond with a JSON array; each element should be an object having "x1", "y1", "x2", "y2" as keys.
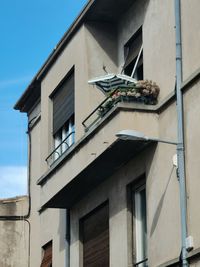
[
  {"x1": 133, "y1": 184, "x2": 147, "y2": 266},
  {"x1": 127, "y1": 176, "x2": 147, "y2": 267},
  {"x1": 48, "y1": 66, "x2": 75, "y2": 163},
  {"x1": 123, "y1": 27, "x2": 143, "y2": 80},
  {"x1": 53, "y1": 115, "x2": 75, "y2": 161}
]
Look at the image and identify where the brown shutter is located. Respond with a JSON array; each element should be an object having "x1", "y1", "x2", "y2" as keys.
[
  {"x1": 40, "y1": 241, "x2": 52, "y2": 267},
  {"x1": 81, "y1": 202, "x2": 109, "y2": 267},
  {"x1": 124, "y1": 30, "x2": 142, "y2": 68},
  {"x1": 52, "y1": 71, "x2": 74, "y2": 134}
]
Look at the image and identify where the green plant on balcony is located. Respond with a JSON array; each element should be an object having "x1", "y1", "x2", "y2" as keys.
[{"x1": 98, "y1": 80, "x2": 160, "y2": 117}]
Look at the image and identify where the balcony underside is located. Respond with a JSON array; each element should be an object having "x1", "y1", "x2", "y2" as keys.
[
  {"x1": 43, "y1": 139, "x2": 154, "y2": 209},
  {"x1": 86, "y1": 0, "x2": 134, "y2": 22}
]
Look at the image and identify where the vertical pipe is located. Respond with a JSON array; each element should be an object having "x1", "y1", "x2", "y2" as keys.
[{"x1": 174, "y1": 0, "x2": 188, "y2": 266}]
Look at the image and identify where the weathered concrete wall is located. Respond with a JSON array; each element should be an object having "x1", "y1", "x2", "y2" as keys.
[
  {"x1": 28, "y1": 106, "x2": 68, "y2": 267},
  {"x1": 184, "y1": 79, "x2": 200, "y2": 250},
  {"x1": 0, "y1": 196, "x2": 29, "y2": 267},
  {"x1": 69, "y1": 138, "x2": 179, "y2": 267},
  {"x1": 40, "y1": 26, "x2": 88, "y2": 175},
  {"x1": 40, "y1": 22, "x2": 119, "y2": 176},
  {"x1": 118, "y1": 0, "x2": 176, "y2": 101},
  {"x1": 181, "y1": 0, "x2": 200, "y2": 81},
  {"x1": 28, "y1": 118, "x2": 42, "y2": 267},
  {"x1": 118, "y1": 0, "x2": 149, "y2": 72}
]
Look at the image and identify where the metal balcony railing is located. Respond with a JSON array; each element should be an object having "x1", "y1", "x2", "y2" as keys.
[
  {"x1": 82, "y1": 88, "x2": 121, "y2": 132},
  {"x1": 82, "y1": 82, "x2": 159, "y2": 132},
  {"x1": 46, "y1": 131, "x2": 75, "y2": 166}
]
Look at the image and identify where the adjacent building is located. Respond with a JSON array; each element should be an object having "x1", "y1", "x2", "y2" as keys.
[
  {"x1": 0, "y1": 196, "x2": 29, "y2": 267},
  {"x1": 13, "y1": 0, "x2": 200, "y2": 266}
]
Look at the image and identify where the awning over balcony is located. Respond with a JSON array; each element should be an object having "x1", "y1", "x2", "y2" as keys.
[
  {"x1": 88, "y1": 74, "x2": 136, "y2": 94},
  {"x1": 42, "y1": 138, "x2": 154, "y2": 210}
]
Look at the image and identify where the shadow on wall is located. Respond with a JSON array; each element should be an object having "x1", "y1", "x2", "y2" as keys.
[
  {"x1": 150, "y1": 165, "x2": 175, "y2": 237},
  {"x1": 69, "y1": 147, "x2": 151, "y2": 246},
  {"x1": 85, "y1": 0, "x2": 150, "y2": 76},
  {"x1": 58, "y1": 209, "x2": 67, "y2": 252},
  {"x1": 85, "y1": 21, "x2": 118, "y2": 68}
]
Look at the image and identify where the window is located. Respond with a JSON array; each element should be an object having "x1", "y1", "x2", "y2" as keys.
[
  {"x1": 54, "y1": 115, "x2": 75, "y2": 160},
  {"x1": 40, "y1": 241, "x2": 52, "y2": 267},
  {"x1": 130, "y1": 182, "x2": 147, "y2": 267},
  {"x1": 51, "y1": 68, "x2": 75, "y2": 161},
  {"x1": 80, "y1": 202, "x2": 109, "y2": 267},
  {"x1": 124, "y1": 28, "x2": 143, "y2": 80}
]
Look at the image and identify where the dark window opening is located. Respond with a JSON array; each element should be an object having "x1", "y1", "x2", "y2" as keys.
[
  {"x1": 124, "y1": 52, "x2": 143, "y2": 80},
  {"x1": 124, "y1": 28, "x2": 143, "y2": 80}
]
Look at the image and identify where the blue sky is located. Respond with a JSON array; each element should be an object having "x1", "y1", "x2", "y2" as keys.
[{"x1": 0, "y1": 0, "x2": 87, "y2": 198}]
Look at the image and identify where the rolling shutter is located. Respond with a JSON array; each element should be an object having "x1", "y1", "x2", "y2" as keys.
[
  {"x1": 40, "y1": 241, "x2": 52, "y2": 267},
  {"x1": 82, "y1": 202, "x2": 109, "y2": 267},
  {"x1": 52, "y1": 71, "x2": 74, "y2": 134}
]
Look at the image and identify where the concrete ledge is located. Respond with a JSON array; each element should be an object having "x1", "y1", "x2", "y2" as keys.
[
  {"x1": 0, "y1": 195, "x2": 28, "y2": 217},
  {"x1": 182, "y1": 66, "x2": 200, "y2": 91},
  {"x1": 158, "y1": 247, "x2": 200, "y2": 266}
]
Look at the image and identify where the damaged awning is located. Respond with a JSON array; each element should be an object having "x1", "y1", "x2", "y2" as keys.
[{"x1": 88, "y1": 74, "x2": 136, "y2": 94}]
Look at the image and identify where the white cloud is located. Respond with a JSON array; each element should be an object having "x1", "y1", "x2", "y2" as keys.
[
  {"x1": 0, "y1": 76, "x2": 32, "y2": 89},
  {"x1": 0, "y1": 166, "x2": 27, "y2": 199}
]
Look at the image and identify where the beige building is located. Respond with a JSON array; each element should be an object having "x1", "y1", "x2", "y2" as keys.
[{"x1": 13, "y1": 0, "x2": 200, "y2": 266}]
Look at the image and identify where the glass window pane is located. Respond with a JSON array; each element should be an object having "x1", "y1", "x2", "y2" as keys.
[
  {"x1": 134, "y1": 186, "x2": 147, "y2": 266},
  {"x1": 68, "y1": 118, "x2": 75, "y2": 147},
  {"x1": 62, "y1": 126, "x2": 69, "y2": 153},
  {"x1": 54, "y1": 131, "x2": 62, "y2": 160}
]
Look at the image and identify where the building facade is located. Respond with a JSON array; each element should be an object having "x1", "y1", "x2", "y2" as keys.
[{"x1": 14, "y1": 0, "x2": 200, "y2": 266}]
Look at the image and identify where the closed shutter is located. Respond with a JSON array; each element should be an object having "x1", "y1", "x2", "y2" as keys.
[
  {"x1": 52, "y1": 71, "x2": 74, "y2": 134},
  {"x1": 124, "y1": 30, "x2": 142, "y2": 69},
  {"x1": 40, "y1": 241, "x2": 52, "y2": 267},
  {"x1": 82, "y1": 202, "x2": 109, "y2": 267}
]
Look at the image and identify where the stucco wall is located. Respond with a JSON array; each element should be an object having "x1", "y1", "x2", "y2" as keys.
[
  {"x1": 69, "y1": 137, "x2": 180, "y2": 267},
  {"x1": 0, "y1": 196, "x2": 29, "y2": 267},
  {"x1": 28, "y1": 110, "x2": 68, "y2": 267},
  {"x1": 40, "y1": 26, "x2": 88, "y2": 175}
]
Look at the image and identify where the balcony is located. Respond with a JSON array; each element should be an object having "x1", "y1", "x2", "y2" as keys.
[
  {"x1": 38, "y1": 95, "x2": 159, "y2": 210},
  {"x1": 83, "y1": 79, "x2": 160, "y2": 132}
]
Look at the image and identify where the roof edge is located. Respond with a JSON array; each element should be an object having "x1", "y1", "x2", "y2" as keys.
[{"x1": 14, "y1": 0, "x2": 96, "y2": 111}]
